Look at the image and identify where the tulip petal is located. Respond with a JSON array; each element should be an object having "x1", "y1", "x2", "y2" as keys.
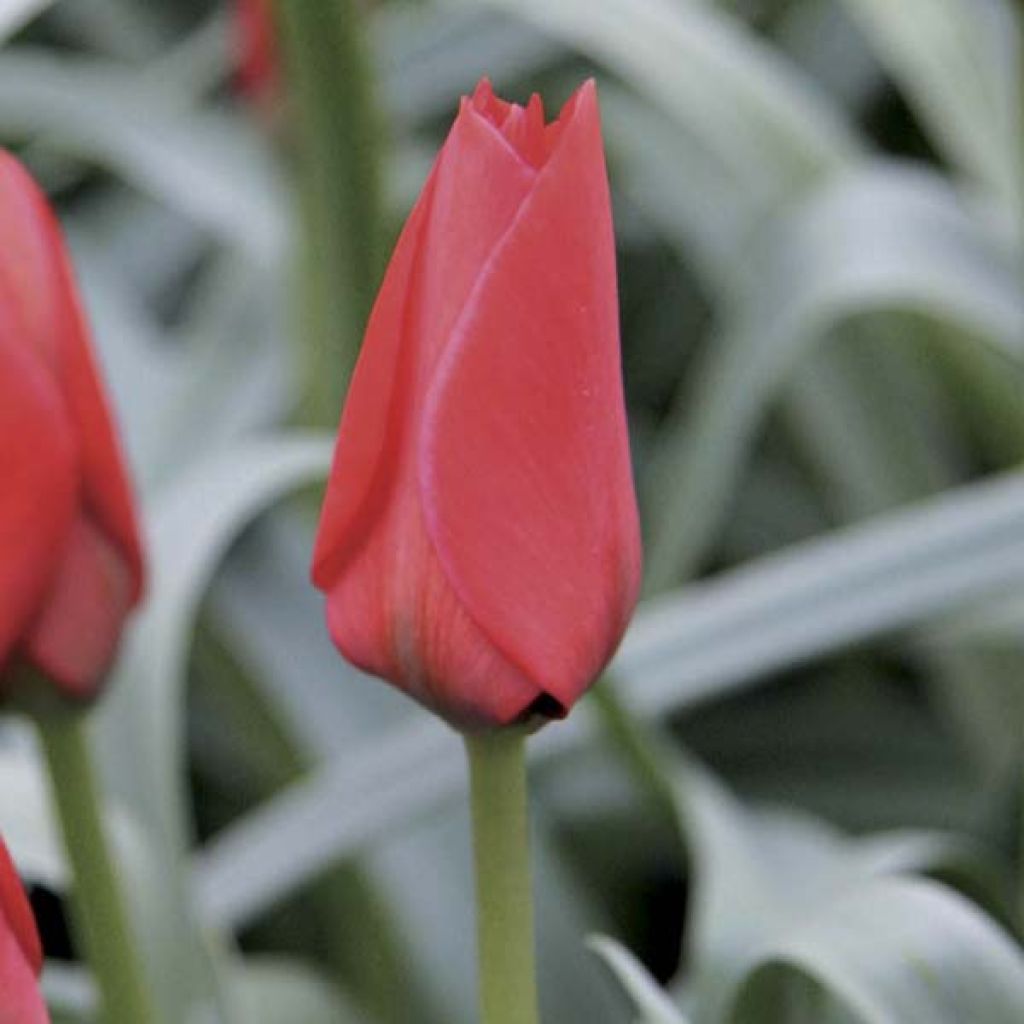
[
  {"x1": 316, "y1": 98, "x2": 546, "y2": 726},
  {"x1": 0, "y1": 331, "x2": 77, "y2": 673},
  {"x1": 0, "y1": 924, "x2": 48, "y2": 1024},
  {"x1": 324, "y1": 521, "x2": 548, "y2": 726},
  {"x1": 0, "y1": 153, "x2": 143, "y2": 603},
  {"x1": 498, "y1": 94, "x2": 549, "y2": 168},
  {"x1": 19, "y1": 516, "x2": 135, "y2": 698},
  {"x1": 421, "y1": 81, "x2": 642, "y2": 709},
  {"x1": 0, "y1": 841, "x2": 42, "y2": 977},
  {"x1": 310, "y1": 172, "x2": 436, "y2": 586},
  {"x1": 235, "y1": 0, "x2": 278, "y2": 101},
  {"x1": 0, "y1": 155, "x2": 63, "y2": 368},
  {"x1": 313, "y1": 98, "x2": 536, "y2": 583}
]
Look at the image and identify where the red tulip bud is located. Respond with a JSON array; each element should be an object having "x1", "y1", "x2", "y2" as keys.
[
  {"x1": 312, "y1": 80, "x2": 642, "y2": 730},
  {"x1": 0, "y1": 151, "x2": 144, "y2": 706},
  {"x1": 234, "y1": 0, "x2": 279, "y2": 106},
  {"x1": 0, "y1": 837, "x2": 48, "y2": 1022}
]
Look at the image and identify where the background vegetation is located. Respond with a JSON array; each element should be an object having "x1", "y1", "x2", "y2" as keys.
[{"x1": 2, "y1": 0, "x2": 1024, "y2": 1021}]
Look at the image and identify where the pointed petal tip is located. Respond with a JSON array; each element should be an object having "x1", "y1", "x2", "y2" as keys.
[
  {"x1": 469, "y1": 76, "x2": 497, "y2": 114},
  {"x1": 563, "y1": 77, "x2": 599, "y2": 121},
  {"x1": 0, "y1": 148, "x2": 33, "y2": 193}
]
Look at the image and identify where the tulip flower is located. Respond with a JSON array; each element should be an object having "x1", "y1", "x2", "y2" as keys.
[
  {"x1": 234, "y1": 0, "x2": 278, "y2": 104},
  {"x1": 313, "y1": 79, "x2": 642, "y2": 730},
  {"x1": 0, "y1": 837, "x2": 49, "y2": 1023},
  {"x1": 0, "y1": 151, "x2": 144, "y2": 704},
  {"x1": 1, "y1": 156, "x2": 155, "y2": 1024}
]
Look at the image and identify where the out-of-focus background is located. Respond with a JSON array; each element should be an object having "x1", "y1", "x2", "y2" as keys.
[{"x1": 3, "y1": 0, "x2": 1024, "y2": 1021}]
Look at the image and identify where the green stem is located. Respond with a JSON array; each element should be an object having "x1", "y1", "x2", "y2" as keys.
[
  {"x1": 1020, "y1": 757, "x2": 1024, "y2": 932},
  {"x1": 273, "y1": 0, "x2": 387, "y2": 426},
  {"x1": 38, "y1": 715, "x2": 158, "y2": 1024},
  {"x1": 465, "y1": 729, "x2": 540, "y2": 1024}
]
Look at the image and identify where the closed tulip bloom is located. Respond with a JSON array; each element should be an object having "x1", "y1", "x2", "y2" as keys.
[
  {"x1": 312, "y1": 79, "x2": 642, "y2": 730},
  {"x1": 0, "y1": 151, "x2": 143, "y2": 704},
  {"x1": 234, "y1": 0, "x2": 278, "y2": 104},
  {"x1": 0, "y1": 838, "x2": 48, "y2": 1023}
]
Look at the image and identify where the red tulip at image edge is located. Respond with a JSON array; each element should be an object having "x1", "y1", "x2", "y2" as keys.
[
  {"x1": 0, "y1": 151, "x2": 144, "y2": 703},
  {"x1": 234, "y1": 0, "x2": 278, "y2": 103},
  {"x1": 313, "y1": 79, "x2": 643, "y2": 730},
  {"x1": 0, "y1": 838, "x2": 48, "y2": 1023}
]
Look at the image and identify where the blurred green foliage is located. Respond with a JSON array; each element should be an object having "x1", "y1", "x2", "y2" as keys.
[{"x1": 3, "y1": 0, "x2": 1024, "y2": 1021}]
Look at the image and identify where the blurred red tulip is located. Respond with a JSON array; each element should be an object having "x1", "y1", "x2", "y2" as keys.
[
  {"x1": 313, "y1": 79, "x2": 642, "y2": 730},
  {"x1": 0, "y1": 837, "x2": 48, "y2": 1023},
  {"x1": 0, "y1": 151, "x2": 144, "y2": 705},
  {"x1": 234, "y1": 0, "x2": 278, "y2": 103}
]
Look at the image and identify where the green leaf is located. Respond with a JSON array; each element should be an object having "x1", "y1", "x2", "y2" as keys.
[
  {"x1": 0, "y1": 49, "x2": 287, "y2": 257},
  {"x1": 600, "y1": 89, "x2": 756, "y2": 291},
  {"x1": 622, "y1": 467, "x2": 1024, "y2": 718},
  {"x1": 777, "y1": 322, "x2": 1024, "y2": 790},
  {"x1": 783, "y1": 325, "x2": 960, "y2": 518},
  {"x1": 0, "y1": 0, "x2": 51, "y2": 41},
  {"x1": 588, "y1": 935, "x2": 690, "y2": 1024},
  {"x1": 379, "y1": 7, "x2": 560, "y2": 127},
  {"x1": 657, "y1": 752, "x2": 1024, "y2": 1023},
  {"x1": 453, "y1": 0, "x2": 857, "y2": 189},
  {"x1": 98, "y1": 434, "x2": 333, "y2": 854},
  {"x1": 644, "y1": 164, "x2": 1024, "y2": 584},
  {"x1": 730, "y1": 878, "x2": 1024, "y2": 1023},
  {"x1": 0, "y1": 732, "x2": 66, "y2": 889},
  {"x1": 66, "y1": 237, "x2": 291, "y2": 493},
  {"x1": 91, "y1": 435, "x2": 332, "y2": 1024},
  {"x1": 580, "y1": 734, "x2": 1019, "y2": 1024},
  {"x1": 230, "y1": 959, "x2": 364, "y2": 1024},
  {"x1": 42, "y1": 963, "x2": 95, "y2": 1024},
  {"x1": 840, "y1": 0, "x2": 1023, "y2": 223}
]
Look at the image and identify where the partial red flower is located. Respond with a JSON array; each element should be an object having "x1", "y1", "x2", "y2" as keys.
[
  {"x1": 0, "y1": 837, "x2": 48, "y2": 1023},
  {"x1": 234, "y1": 0, "x2": 279, "y2": 104},
  {"x1": 0, "y1": 150, "x2": 144, "y2": 704},
  {"x1": 312, "y1": 79, "x2": 642, "y2": 730}
]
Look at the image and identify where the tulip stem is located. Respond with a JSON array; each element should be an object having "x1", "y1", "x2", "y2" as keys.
[
  {"x1": 38, "y1": 715, "x2": 157, "y2": 1024},
  {"x1": 465, "y1": 728, "x2": 540, "y2": 1024},
  {"x1": 273, "y1": 0, "x2": 386, "y2": 425}
]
